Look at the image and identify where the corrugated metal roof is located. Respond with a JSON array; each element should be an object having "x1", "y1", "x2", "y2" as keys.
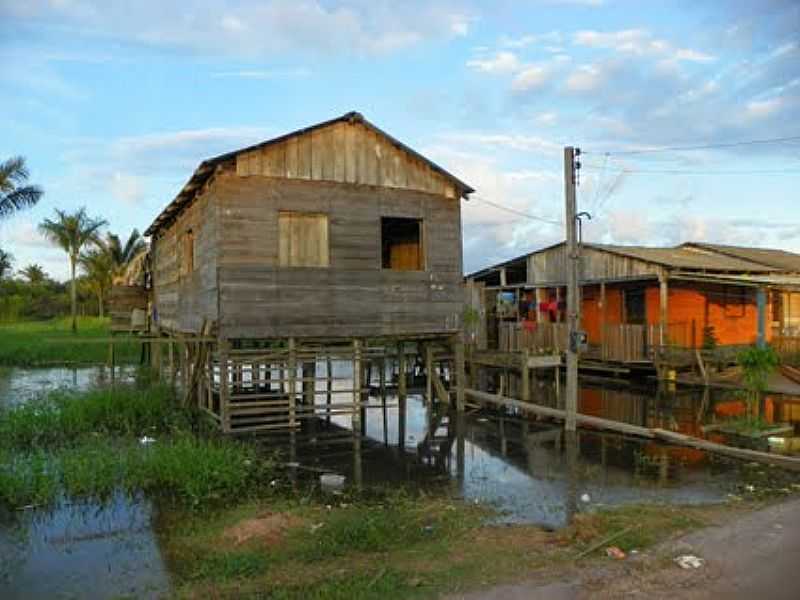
[
  {"x1": 589, "y1": 243, "x2": 777, "y2": 272},
  {"x1": 682, "y1": 242, "x2": 800, "y2": 272},
  {"x1": 145, "y1": 111, "x2": 474, "y2": 237}
]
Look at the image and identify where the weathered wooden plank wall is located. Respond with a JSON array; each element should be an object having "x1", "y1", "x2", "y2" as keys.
[
  {"x1": 528, "y1": 245, "x2": 661, "y2": 285},
  {"x1": 215, "y1": 173, "x2": 463, "y2": 339},
  {"x1": 235, "y1": 121, "x2": 459, "y2": 200},
  {"x1": 152, "y1": 181, "x2": 219, "y2": 333}
]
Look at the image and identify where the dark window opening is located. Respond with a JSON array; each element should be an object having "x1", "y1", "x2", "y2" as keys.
[
  {"x1": 625, "y1": 288, "x2": 646, "y2": 325},
  {"x1": 381, "y1": 217, "x2": 423, "y2": 271}
]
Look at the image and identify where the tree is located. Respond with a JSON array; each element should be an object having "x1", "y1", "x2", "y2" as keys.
[
  {"x1": 39, "y1": 208, "x2": 107, "y2": 332},
  {"x1": 105, "y1": 229, "x2": 147, "y2": 283},
  {"x1": 79, "y1": 248, "x2": 114, "y2": 317},
  {"x1": 19, "y1": 263, "x2": 46, "y2": 285},
  {"x1": 0, "y1": 156, "x2": 43, "y2": 218},
  {"x1": 0, "y1": 248, "x2": 13, "y2": 279}
]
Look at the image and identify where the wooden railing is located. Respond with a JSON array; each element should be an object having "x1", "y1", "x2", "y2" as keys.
[
  {"x1": 773, "y1": 336, "x2": 800, "y2": 366},
  {"x1": 498, "y1": 321, "x2": 568, "y2": 353}
]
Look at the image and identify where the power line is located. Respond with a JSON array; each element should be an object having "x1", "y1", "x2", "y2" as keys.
[
  {"x1": 583, "y1": 135, "x2": 800, "y2": 156},
  {"x1": 471, "y1": 196, "x2": 563, "y2": 226},
  {"x1": 581, "y1": 165, "x2": 800, "y2": 175}
]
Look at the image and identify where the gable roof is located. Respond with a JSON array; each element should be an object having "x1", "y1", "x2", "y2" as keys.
[
  {"x1": 589, "y1": 243, "x2": 777, "y2": 272},
  {"x1": 466, "y1": 240, "x2": 786, "y2": 280},
  {"x1": 145, "y1": 111, "x2": 474, "y2": 237},
  {"x1": 681, "y1": 242, "x2": 800, "y2": 273}
]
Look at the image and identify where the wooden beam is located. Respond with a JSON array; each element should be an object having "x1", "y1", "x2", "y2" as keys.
[{"x1": 465, "y1": 388, "x2": 800, "y2": 471}]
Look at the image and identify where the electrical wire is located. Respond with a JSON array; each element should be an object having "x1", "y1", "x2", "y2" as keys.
[
  {"x1": 471, "y1": 196, "x2": 563, "y2": 226},
  {"x1": 581, "y1": 165, "x2": 800, "y2": 175},
  {"x1": 582, "y1": 135, "x2": 800, "y2": 156}
]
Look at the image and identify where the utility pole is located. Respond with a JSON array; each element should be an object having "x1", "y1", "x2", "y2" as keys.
[{"x1": 564, "y1": 147, "x2": 580, "y2": 432}]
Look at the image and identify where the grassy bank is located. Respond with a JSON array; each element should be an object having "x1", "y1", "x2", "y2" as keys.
[
  {"x1": 0, "y1": 317, "x2": 139, "y2": 366},
  {"x1": 0, "y1": 385, "x2": 277, "y2": 509},
  {"x1": 163, "y1": 497, "x2": 727, "y2": 599}
]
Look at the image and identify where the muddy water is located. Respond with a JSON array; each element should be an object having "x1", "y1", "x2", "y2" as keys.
[
  {"x1": 0, "y1": 492, "x2": 170, "y2": 600},
  {"x1": 1, "y1": 366, "x2": 800, "y2": 596},
  {"x1": 0, "y1": 365, "x2": 139, "y2": 407}
]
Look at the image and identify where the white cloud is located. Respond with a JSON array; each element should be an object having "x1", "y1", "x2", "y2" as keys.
[
  {"x1": 573, "y1": 28, "x2": 714, "y2": 63},
  {"x1": 3, "y1": 0, "x2": 473, "y2": 57},
  {"x1": 210, "y1": 68, "x2": 311, "y2": 80},
  {"x1": 512, "y1": 64, "x2": 551, "y2": 92},
  {"x1": 565, "y1": 64, "x2": 603, "y2": 92},
  {"x1": 437, "y1": 131, "x2": 561, "y2": 155},
  {"x1": 467, "y1": 51, "x2": 521, "y2": 74},
  {"x1": 534, "y1": 112, "x2": 558, "y2": 126},
  {"x1": 110, "y1": 172, "x2": 145, "y2": 205},
  {"x1": 745, "y1": 97, "x2": 784, "y2": 119}
]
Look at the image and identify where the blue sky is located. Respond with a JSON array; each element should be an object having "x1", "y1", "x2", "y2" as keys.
[{"x1": 1, "y1": 0, "x2": 798, "y2": 280}]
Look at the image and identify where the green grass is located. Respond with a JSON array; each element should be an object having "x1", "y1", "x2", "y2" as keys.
[
  {"x1": 0, "y1": 384, "x2": 278, "y2": 509},
  {"x1": 0, "y1": 435, "x2": 273, "y2": 509},
  {"x1": 0, "y1": 317, "x2": 139, "y2": 366},
  {"x1": 164, "y1": 497, "x2": 750, "y2": 600},
  {"x1": 0, "y1": 385, "x2": 188, "y2": 449}
]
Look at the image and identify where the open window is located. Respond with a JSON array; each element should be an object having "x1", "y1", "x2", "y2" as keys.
[
  {"x1": 181, "y1": 229, "x2": 194, "y2": 276},
  {"x1": 279, "y1": 211, "x2": 330, "y2": 267},
  {"x1": 381, "y1": 217, "x2": 423, "y2": 271}
]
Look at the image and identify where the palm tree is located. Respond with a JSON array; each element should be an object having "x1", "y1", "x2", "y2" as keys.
[
  {"x1": 79, "y1": 248, "x2": 114, "y2": 317},
  {"x1": 39, "y1": 208, "x2": 107, "y2": 332},
  {"x1": 19, "y1": 263, "x2": 46, "y2": 285},
  {"x1": 0, "y1": 157, "x2": 43, "y2": 218},
  {"x1": 105, "y1": 229, "x2": 147, "y2": 282},
  {"x1": 0, "y1": 248, "x2": 13, "y2": 279}
]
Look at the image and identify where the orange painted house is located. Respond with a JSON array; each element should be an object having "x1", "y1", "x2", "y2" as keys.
[{"x1": 467, "y1": 241, "x2": 800, "y2": 360}]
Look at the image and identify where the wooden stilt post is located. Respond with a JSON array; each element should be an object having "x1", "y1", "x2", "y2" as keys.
[
  {"x1": 326, "y1": 355, "x2": 333, "y2": 425},
  {"x1": 454, "y1": 334, "x2": 465, "y2": 412},
  {"x1": 288, "y1": 338, "x2": 297, "y2": 429},
  {"x1": 398, "y1": 342, "x2": 407, "y2": 398},
  {"x1": 352, "y1": 339, "x2": 363, "y2": 488},
  {"x1": 425, "y1": 343, "x2": 434, "y2": 406},
  {"x1": 352, "y1": 339, "x2": 362, "y2": 432},
  {"x1": 168, "y1": 340, "x2": 175, "y2": 389},
  {"x1": 180, "y1": 340, "x2": 188, "y2": 396},
  {"x1": 521, "y1": 348, "x2": 530, "y2": 403},
  {"x1": 219, "y1": 340, "x2": 231, "y2": 433}
]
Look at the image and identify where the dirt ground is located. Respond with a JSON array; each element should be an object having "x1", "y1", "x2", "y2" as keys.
[{"x1": 445, "y1": 497, "x2": 800, "y2": 600}]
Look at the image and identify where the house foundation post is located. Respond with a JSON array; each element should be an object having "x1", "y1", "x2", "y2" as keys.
[{"x1": 219, "y1": 340, "x2": 231, "y2": 433}]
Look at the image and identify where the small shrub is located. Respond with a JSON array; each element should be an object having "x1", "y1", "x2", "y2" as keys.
[{"x1": 737, "y1": 345, "x2": 779, "y2": 421}]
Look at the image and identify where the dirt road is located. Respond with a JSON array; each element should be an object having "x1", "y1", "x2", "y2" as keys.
[{"x1": 446, "y1": 497, "x2": 800, "y2": 599}]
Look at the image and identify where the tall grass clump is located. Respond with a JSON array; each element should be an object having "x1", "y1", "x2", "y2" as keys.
[
  {"x1": 1, "y1": 436, "x2": 274, "y2": 509},
  {"x1": 0, "y1": 384, "x2": 277, "y2": 509},
  {"x1": 0, "y1": 384, "x2": 188, "y2": 450}
]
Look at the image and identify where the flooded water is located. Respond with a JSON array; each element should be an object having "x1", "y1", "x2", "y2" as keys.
[
  {"x1": 2, "y1": 365, "x2": 800, "y2": 596},
  {"x1": 0, "y1": 365, "x2": 139, "y2": 407},
  {"x1": 0, "y1": 492, "x2": 170, "y2": 600}
]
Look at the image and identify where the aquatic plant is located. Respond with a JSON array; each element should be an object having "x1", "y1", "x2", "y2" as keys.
[
  {"x1": 0, "y1": 384, "x2": 188, "y2": 450},
  {"x1": 737, "y1": 345, "x2": 778, "y2": 422},
  {"x1": 0, "y1": 436, "x2": 274, "y2": 509}
]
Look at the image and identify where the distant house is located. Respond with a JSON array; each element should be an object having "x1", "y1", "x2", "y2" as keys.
[{"x1": 466, "y1": 241, "x2": 800, "y2": 363}]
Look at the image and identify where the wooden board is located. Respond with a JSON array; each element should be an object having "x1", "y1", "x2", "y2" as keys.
[{"x1": 235, "y1": 119, "x2": 459, "y2": 199}]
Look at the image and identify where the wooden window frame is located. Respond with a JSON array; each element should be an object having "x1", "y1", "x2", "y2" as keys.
[
  {"x1": 380, "y1": 216, "x2": 426, "y2": 272},
  {"x1": 278, "y1": 211, "x2": 330, "y2": 268}
]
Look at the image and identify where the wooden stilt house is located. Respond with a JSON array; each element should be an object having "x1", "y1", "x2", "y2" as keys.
[
  {"x1": 466, "y1": 241, "x2": 800, "y2": 371},
  {"x1": 143, "y1": 112, "x2": 473, "y2": 433}
]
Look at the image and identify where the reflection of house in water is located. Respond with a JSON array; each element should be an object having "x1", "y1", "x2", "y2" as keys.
[{"x1": 466, "y1": 241, "x2": 800, "y2": 371}]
